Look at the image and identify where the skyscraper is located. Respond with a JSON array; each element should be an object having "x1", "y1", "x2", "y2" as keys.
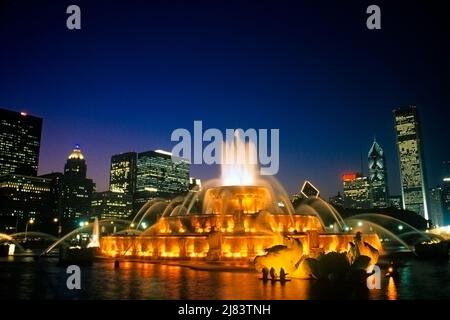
[
  {"x1": 64, "y1": 144, "x2": 86, "y2": 178},
  {"x1": 429, "y1": 186, "x2": 445, "y2": 227},
  {"x1": 136, "y1": 150, "x2": 189, "y2": 196},
  {"x1": 134, "y1": 150, "x2": 189, "y2": 213},
  {"x1": 368, "y1": 139, "x2": 389, "y2": 208},
  {"x1": 0, "y1": 108, "x2": 42, "y2": 176},
  {"x1": 41, "y1": 145, "x2": 95, "y2": 229},
  {"x1": 342, "y1": 172, "x2": 371, "y2": 209},
  {"x1": 441, "y1": 161, "x2": 450, "y2": 225},
  {"x1": 442, "y1": 177, "x2": 450, "y2": 226},
  {"x1": 393, "y1": 106, "x2": 429, "y2": 220},
  {"x1": 61, "y1": 145, "x2": 95, "y2": 221},
  {"x1": 109, "y1": 152, "x2": 137, "y2": 195}
]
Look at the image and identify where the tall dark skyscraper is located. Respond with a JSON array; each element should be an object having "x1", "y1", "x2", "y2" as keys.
[
  {"x1": 394, "y1": 106, "x2": 429, "y2": 220},
  {"x1": 442, "y1": 177, "x2": 450, "y2": 226},
  {"x1": 41, "y1": 145, "x2": 95, "y2": 229},
  {"x1": 368, "y1": 139, "x2": 389, "y2": 208},
  {"x1": 429, "y1": 186, "x2": 445, "y2": 227},
  {"x1": 109, "y1": 152, "x2": 137, "y2": 195},
  {"x1": 60, "y1": 145, "x2": 95, "y2": 221},
  {"x1": 64, "y1": 144, "x2": 87, "y2": 178},
  {"x1": 0, "y1": 108, "x2": 42, "y2": 176},
  {"x1": 441, "y1": 161, "x2": 450, "y2": 225}
]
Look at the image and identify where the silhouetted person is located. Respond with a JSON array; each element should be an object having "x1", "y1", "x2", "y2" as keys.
[
  {"x1": 270, "y1": 267, "x2": 277, "y2": 280},
  {"x1": 262, "y1": 268, "x2": 269, "y2": 281}
]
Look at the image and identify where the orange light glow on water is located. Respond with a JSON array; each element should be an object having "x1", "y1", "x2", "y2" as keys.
[{"x1": 387, "y1": 277, "x2": 398, "y2": 300}]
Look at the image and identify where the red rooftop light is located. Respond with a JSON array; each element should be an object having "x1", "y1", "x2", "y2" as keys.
[{"x1": 342, "y1": 173, "x2": 357, "y2": 181}]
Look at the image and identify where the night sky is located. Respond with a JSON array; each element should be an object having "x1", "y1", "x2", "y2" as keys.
[{"x1": 1, "y1": 0, "x2": 449, "y2": 198}]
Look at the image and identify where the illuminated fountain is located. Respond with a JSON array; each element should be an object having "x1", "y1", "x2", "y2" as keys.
[{"x1": 99, "y1": 136, "x2": 382, "y2": 271}]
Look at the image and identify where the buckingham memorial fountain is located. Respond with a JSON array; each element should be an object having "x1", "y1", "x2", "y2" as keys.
[{"x1": 96, "y1": 138, "x2": 381, "y2": 279}]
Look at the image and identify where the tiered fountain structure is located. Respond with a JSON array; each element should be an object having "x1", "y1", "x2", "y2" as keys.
[{"x1": 99, "y1": 139, "x2": 381, "y2": 262}]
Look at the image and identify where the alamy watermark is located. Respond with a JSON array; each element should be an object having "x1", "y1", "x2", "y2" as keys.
[
  {"x1": 65, "y1": 5, "x2": 380, "y2": 31},
  {"x1": 367, "y1": 265, "x2": 381, "y2": 289},
  {"x1": 170, "y1": 121, "x2": 280, "y2": 175},
  {"x1": 66, "y1": 265, "x2": 81, "y2": 290}
]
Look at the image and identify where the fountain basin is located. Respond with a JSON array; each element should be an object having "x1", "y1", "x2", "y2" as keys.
[
  {"x1": 99, "y1": 185, "x2": 382, "y2": 261},
  {"x1": 100, "y1": 231, "x2": 381, "y2": 261}
]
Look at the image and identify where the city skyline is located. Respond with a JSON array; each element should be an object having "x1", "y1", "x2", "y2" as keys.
[
  {"x1": 1, "y1": 1, "x2": 450, "y2": 199},
  {"x1": 0, "y1": 104, "x2": 444, "y2": 200}
]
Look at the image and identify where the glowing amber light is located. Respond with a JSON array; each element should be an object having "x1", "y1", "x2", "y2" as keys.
[
  {"x1": 99, "y1": 184, "x2": 382, "y2": 265},
  {"x1": 342, "y1": 173, "x2": 357, "y2": 181},
  {"x1": 387, "y1": 277, "x2": 398, "y2": 300}
]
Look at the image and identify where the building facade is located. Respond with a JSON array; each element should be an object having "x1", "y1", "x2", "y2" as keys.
[
  {"x1": 91, "y1": 191, "x2": 133, "y2": 220},
  {"x1": 442, "y1": 177, "x2": 450, "y2": 226},
  {"x1": 329, "y1": 192, "x2": 344, "y2": 208},
  {"x1": 429, "y1": 186, "x2": 445, "y2": 227},
  {"x1": 368, "y1": 139, "x2": 389, "y2": 208},
  {"x1": 393, "y1": 106, "x2": 429, "y2": 219},
  {"x1": 0, "y1": 174, "x2": 51, "y2": 232},
  {"x1": 109, "y1": 152, "x2": 137, "y2": 195},
  {"x1": 389, "y1": 195, "x2": 402, "y2": 209},
  {"x1": 0, "y1": 108, "x2": 42, "y2": 176},
  {"x1": 136, "y1": 150, "x2": 189, "y2": 197},
  {"x1": 342, "y1": 172, "x2": 371, "y2": 209}
]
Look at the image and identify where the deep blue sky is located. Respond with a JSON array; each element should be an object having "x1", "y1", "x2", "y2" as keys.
[{"x1": 1, "y1": 0, "x2": 449, "y2": 198}]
